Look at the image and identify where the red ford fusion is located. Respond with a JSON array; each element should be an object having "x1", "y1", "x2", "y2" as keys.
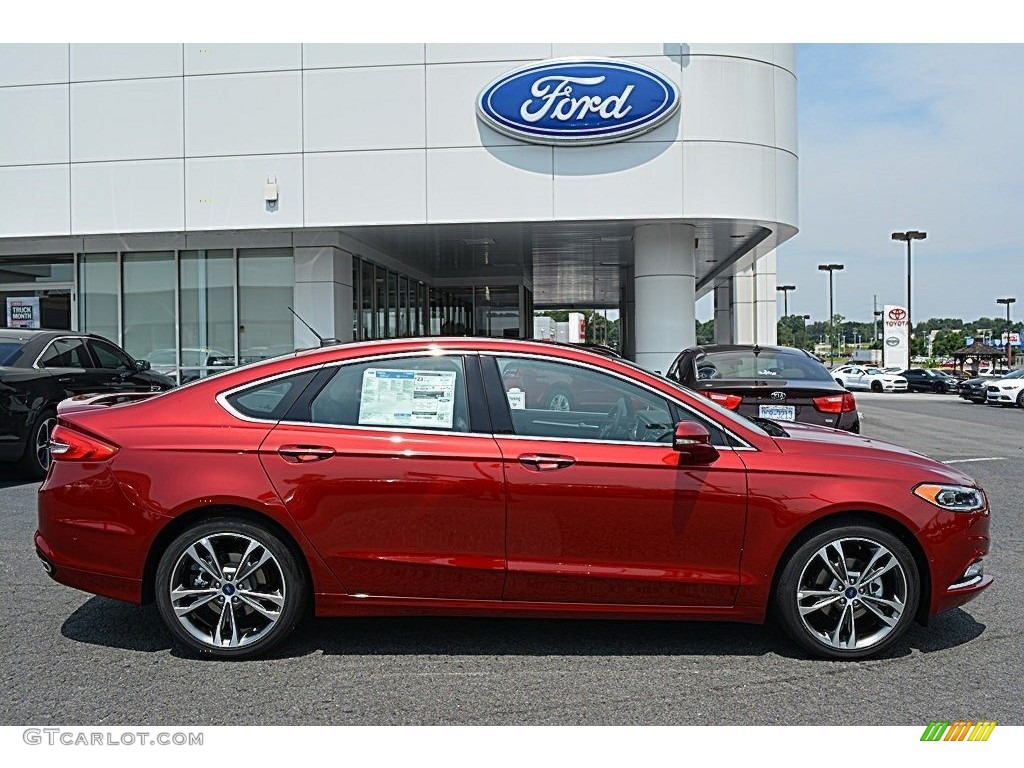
[{"x1": 35, "y1": 338, "x2": 992, "y2": 659}]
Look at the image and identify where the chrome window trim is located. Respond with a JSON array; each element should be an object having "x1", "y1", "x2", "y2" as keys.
[
  {"x1": 480, "y1": 350, "x2": 756, "y2": 450},
  {"x1": 32, "y1": 335, "x2": 93, "y2": 370},
  {"x1": 216, "y1": 349, "x2": 473, "y2": 431}
]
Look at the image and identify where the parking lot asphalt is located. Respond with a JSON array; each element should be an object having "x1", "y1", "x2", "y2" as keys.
[{"x1": 2, "y1": 392, "x2": 1021, "y2": 726}]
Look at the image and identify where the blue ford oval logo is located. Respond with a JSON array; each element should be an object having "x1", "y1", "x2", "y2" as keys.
[{"x1": 477, "y1": 58, "x2": 679, "y2": 146}]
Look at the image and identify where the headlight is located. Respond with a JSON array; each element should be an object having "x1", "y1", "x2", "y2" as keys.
[{"x1": 913, "y1": 483, "x2": 987, "y2": 512}]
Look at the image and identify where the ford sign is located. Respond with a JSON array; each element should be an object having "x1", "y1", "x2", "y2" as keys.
[{"x1": 477, "y1": 58, "x2": 679, "y2": 146}]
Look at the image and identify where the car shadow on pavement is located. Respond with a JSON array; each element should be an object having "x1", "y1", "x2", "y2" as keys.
[
  {"x1": 60, "y1": 596, "x2": 987, "y2": 662},
  {"x1": 0, "y1": 466, "x2": 37, "y2": 489}
]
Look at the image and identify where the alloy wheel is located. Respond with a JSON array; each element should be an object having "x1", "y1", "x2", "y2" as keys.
[
  {"x1": 795, "y1": 536, "x2": 908, "y2": 652},
  {"x1": 168, "y1": 532, "x2": 287, "y2": 649},
  {"x1": 36, "y1": 416, "x2": 56, "y2": 472}
]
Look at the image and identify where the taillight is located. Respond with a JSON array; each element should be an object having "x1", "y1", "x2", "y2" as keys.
[
  {"x1": 703, "y1": 391, "x2": 743, "y2": 410},
  {"x1": 813, "y1": 392, "x2": 856, "y2": 413},
  {"x1": 48, "y1": 425, "x2": 119, "y2": 462}
]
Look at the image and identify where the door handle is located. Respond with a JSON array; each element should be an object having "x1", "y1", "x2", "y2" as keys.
[
  {"x1": 57, "y1": 377, "x2": 73, "y2": 385},
  {"x1": 277, "y1": 445, "x2": 336, "y2": 463},
  {"x1": 518, "y1": 453, "x2": 575, "y2": 471}
]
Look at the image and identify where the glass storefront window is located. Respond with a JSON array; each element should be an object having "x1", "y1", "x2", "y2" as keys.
[
  {"x1": 238, "y1": 248, "x2": 294, "y2": 363},
  {"x1": 79, "y1": 253, "x2": 119, "y2": 342},
  {"x1": 0, "y1": 256, "x2": 73, "y2": 285},
  {"x1": 123, "y1": 251, "x2": 176, "y2": 363},
  {"x1": 180, "y1": 249, "x2": 235, "y2": 382}
]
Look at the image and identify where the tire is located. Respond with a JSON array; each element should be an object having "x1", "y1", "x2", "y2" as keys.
[
  {"x1": 155, "y1": 517, "x2": 306, "y2": 659},
  {"x1": 546, "y1": 388, "x2": 574, "y2": 411},
  {"x1": 932, "y1": 382, "x2": 944, "y2": 394},
  {"x1": 16, "y1": 409, "x2": 56, "y2": 480},
  {"x1": 870, "y1": 381, "x2": 882, "y2": 393},
  {"x1": 774, "y1": 523, "x2": 920, "y2": 659},
  {"x1": 1016, "y1": 391, "x2": 1024, "y2": 408}
]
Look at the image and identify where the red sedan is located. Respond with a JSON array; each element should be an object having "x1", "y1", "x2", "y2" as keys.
[{"x1": 35, "y1": 338, "x2": 992, "y2": 659}]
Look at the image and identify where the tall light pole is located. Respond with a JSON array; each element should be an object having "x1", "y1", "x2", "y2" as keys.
[
  {"x1": 799, "y1": 314, "x2": 811, "y2": 350},
  {"x1": 818, "y1": 264, "x2": 844, "y2": 362},
  {"x1": 777, "y1": 284, "x2": 796, "y2": 317},
  {"x1": 997, "y1": 297, "x2": 1016, "y2": 368},
  {"x1": 891, "y1": 230, "x2": 927, "y2": 342}
]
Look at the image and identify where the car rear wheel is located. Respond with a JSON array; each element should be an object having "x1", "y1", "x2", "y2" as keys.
[
  {"x1": 16, "y1": 409, "x2": 56, "y2": 480},
  {"x1": 774, "y1": 524, "x2": 919, "y2": 659},
  {"x1": 870, "y1": 381, "x2": 882, "y2": 393},
  {"x1": 546, "y1": 388, "x2": 574, "y2": 411},
  {"x1": 155, "y1": 518, "x2": 306, "y2": 659}
]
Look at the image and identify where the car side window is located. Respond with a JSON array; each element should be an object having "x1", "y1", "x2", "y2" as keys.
[
  {"x1": 38, "y1": 338, "x2": 91, "y2": 368},
  {"x1": 225, "y1": 370, "x2": 319, "y2": 420},
  {"x1": 307, "y1": 356, "x2": 470, "y2": 433},
  {"x1": 89, "y1": 339, "x2": 134, "y2": 370},
  {"x1": 493, "y1": 356, "x2": 677, "y2": 444}
]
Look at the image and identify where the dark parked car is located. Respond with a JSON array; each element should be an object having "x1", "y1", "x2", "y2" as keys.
[
  {"x1": 666, "y1": 344, "x2": 860, "y2": 432},
  {"x1": 959, "y1": 368, "x2": 1024, "y2": 403},
  {"x1": 900, "y1": 368, "x2": 959, "y2": 393},
  {"x1": 37, "y1": 337, "x2": 990, "y2": 660},
  {"x1": 0, "y1": 328, "x2": 174, "y2": 477}
]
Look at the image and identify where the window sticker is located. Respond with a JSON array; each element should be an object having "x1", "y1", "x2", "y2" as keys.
[
  {"x1": 506, "y1": 387, "x2": 526, "y2": 410},
  {"x1": 358, "y1": 368, "x2": 457, "y2": 428}
]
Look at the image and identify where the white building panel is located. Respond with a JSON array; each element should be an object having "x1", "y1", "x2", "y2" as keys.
[
  {"x1": 0, "y1": 44, "x2": 68, "y2": 87},
  {"x1": 774, "y1": 67, "x2": 799, "y2": 155},
  {"x1": 426, "y1": 61, "x2": 530, "y2": 148},
  {"x1": 186, "y1": 154, "x2": 303, "y2": 230},
  {"x1": 426, "y1": 146, "x2": 553, "y2": 222},
  {"x1": 0, "y1": 164, "x2": 70, "y2": 237},
  {"x1": 72, "y1": 159, "x2": 185, "y2": 234},
  {"x1": 680, "y1": 57, "x2": 776, "y2": 147},
  {"x1": 305, "y1": 150, "x2": 426, "y2": 226},
  {"x1": 773, "y1": 44, "x2": 797, "y2": 74},
  {"x1": 70, "y1": 44, "x2": 183, "y2": 81},
  {"x1": 302, "y1": 44, "x2": 424, "y2": 69},
  {"x1": 776, "y1": 149, "x2": 799, "y2": 228},
  {"x1": 185, "y1": 72, "x2": 302, "y2": 157},
  {"x1": 303, "y1": 66, "x2": 425, "y2": 152},
  {"x1": 184, "y1": 44, "x2": 301, "y2": 75},
  {"x1": 71, "y1": 78, "x2": 183, "y2": 162},
  {"x1": 682, "y1": 142, "x2": 778, "y2": 222},
  {"x1": 685, "y1": 44, "x2": 776, "y2": 66},
  {"x1": 426, "y1": 44, "x2": 552, "y2": 64},
  {"x1": 0, "y1": 85, "x2": 69, "y2": 167},
  {"x1": 553, "y1": 141, "x2": 683, "y2": 220},
  {"x1": 551, "y1": 44, "x2": 684, "y2": 58}
]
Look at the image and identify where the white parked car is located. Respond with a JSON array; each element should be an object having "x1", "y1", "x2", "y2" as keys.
[
  {"x1": 831, "y1": 365, "x2": 908, "y2": 393},
  {"x1": 984, "y1": 374, "x2": 1024, "y2": 407}
]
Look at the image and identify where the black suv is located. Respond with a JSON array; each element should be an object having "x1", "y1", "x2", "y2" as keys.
[
  {"x1": 0, "y1": 329, "x2": 174, "y2": 478},
  {"x1": 665, "y1": 344, "x2": 860, "y2": 432}
]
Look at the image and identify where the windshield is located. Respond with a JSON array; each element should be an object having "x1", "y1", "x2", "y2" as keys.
[
  {"x1": 864, "y1": 367, "x2": 884, "y2": 375},
  {"x1": 695, "y1": 348, "x2": 834, "y2": 383},
  {"x1": 0, "y1": 341, "x2": 24, "y2": 366}
]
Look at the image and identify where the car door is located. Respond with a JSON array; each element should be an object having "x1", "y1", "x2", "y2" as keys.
[
  {"x1": 483, "y1": 353, "x2": 749, "y2": 607},
  {"x1": 85, "y1": 338, "x2": 153, "y2": 392},
  {"x1": 257, "y1": 353, "x2": 507, "y2": 600},
  {"x1": 35, "y1": 336, "x2": 103, "y2": 396}
]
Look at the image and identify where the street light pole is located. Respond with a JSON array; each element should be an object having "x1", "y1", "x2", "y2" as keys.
[
  {"x1": 891, "y1": 230, "x2": 927, "y2": 343},
  {"x1": 777, "y1": 284, "x2": 796, "y2": 318},
  {"x1": 799, "y1": 314, "x2": 811, "y2": 350},
  {"x1": 818, "y1": 264, "x2": 844, "y2": 363},
  {"x1": 997, "y1": 297, "x2": 1016, "y2": 368}
]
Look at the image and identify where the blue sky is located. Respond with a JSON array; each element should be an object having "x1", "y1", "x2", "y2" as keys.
[{"x1": 764, "y1": 43, "x2": 1024, "y2": 325}]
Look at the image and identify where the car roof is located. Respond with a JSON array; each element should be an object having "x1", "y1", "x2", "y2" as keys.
[{"x1": 679, "y1": 344, "x2": 821, "y2": 359}]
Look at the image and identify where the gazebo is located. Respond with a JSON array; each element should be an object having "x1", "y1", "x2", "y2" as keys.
[{"x1": 950, "y1": 341, "x2": 1006, "y2": 375}]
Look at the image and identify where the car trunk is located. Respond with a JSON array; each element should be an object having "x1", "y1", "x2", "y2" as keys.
[{"x1": 694, "y1": 379, "x2": 848, "y2": 428}]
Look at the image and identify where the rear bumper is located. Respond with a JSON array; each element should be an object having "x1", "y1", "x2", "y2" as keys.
[{"x1": 34, "y1": 531, "x2": 143, "y2": 603}]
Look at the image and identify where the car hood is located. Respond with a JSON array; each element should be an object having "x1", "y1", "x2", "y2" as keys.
[{"x1": 769, "y1": 421, "x2": 976, "y2": 486}]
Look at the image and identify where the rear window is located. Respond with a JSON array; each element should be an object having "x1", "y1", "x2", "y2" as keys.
[
  {"x1": 0, "y1": 341, "x2": 24, "y2": 365},
  {"x1": 696, "y1": 349, "x2": 833, "y2": 382}
]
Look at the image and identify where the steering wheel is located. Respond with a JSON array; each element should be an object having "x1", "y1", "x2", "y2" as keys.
[
  {"x1": 599, "y1": 397, "x2": 633, "y2": 440},
  {"x1": 633, "y1": 410, "x2": 674, "y2": 442}
]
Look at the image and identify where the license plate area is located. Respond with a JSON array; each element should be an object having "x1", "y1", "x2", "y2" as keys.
[{"x1": 759, "y1": 404, "x2": 796, "y2": 421}]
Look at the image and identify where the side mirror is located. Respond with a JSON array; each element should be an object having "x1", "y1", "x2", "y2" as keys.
[
  {"x1": 134, "y1": 359, "x2": 151, "y2": 372},
  {"x1": 672, "y1": 421, "x2": 720, "y2": 464}
]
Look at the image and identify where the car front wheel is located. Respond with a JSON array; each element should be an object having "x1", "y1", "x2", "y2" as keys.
[
  {"x1": 774, "y1": 524, "x2": 920, "y2": 659},
  {"x1": 155, "y1": 518, "x2": 306, "y2": 659}
]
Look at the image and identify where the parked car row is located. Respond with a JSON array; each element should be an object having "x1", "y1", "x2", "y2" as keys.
[{"x1": 958, "y1": 368, "x2": 1024, "y2": 407}]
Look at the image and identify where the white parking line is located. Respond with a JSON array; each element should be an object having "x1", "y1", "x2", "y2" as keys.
[{"x1": 941, "y1": 457, "x2": 1007, "y2": 464}]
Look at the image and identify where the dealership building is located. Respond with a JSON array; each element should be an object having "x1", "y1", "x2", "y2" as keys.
[{"x1": 0, "y1": 43, "x2": 797, "y2": 374}]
